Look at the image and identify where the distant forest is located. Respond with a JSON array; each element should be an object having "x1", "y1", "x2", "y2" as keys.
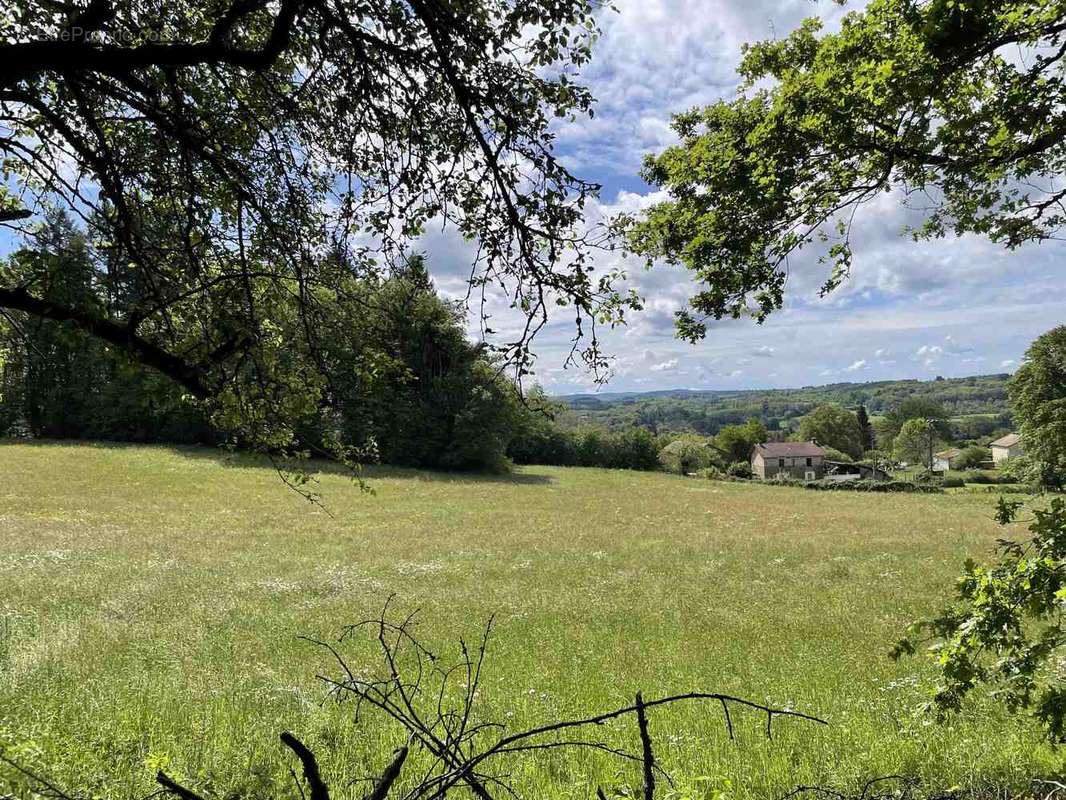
[{"x1": 558, "y1": 374, "x2": 1013, "y2": 441}]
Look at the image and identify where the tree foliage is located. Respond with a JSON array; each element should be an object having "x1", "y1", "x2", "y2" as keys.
[
  {"x1": 0, "y1": 224, "x2": 523, "y2": 472},
  {"x1": 0, "y1": 211, "x2": 214, "y2": 442},
  {"x1": 562, "y1": 376, "x2": 1008, "y2": 440},
  {"x1": 797, "y1": 403, "x2": 864, "y2": 459},
  {"x1": 713, "y1": 418, "x2": 767, "y2": 464},
  {"x1": 658, "y1": 434, "x2": 717, "y2": 475},
  {"x1": 952, "y1": 444, "x2": 990, "y2": 470},
  {"x1": 0, "y1": 0, "x2": 633, "y2": 458},
  {"x1": 893, "y1": 417, "x2": 939, "y2": 468},
  {"x1": 1009, "y1": 324, "x2": 1066, "y2": 488},
  {"x1": 876, "y1": 397, "x2": 951, "y2": 447},
  {"x1": 856, "y1": 404, "x2": 875, "y2": 452},
  {"x1": 894, "y1": 498, "x2": 1066, "y2": 740},
  {"x1": 626, "y1": 0, "x2": 1066, "y2": 338}
]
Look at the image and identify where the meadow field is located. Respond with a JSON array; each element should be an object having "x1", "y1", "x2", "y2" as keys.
[{"x1": 0, "y1": 442, "x2": 1060, "y2": 800}]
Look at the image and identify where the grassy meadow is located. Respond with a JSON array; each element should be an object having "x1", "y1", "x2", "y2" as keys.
[{"x1": 0, "y1": 441, "x2": 1061, "y2": 799}]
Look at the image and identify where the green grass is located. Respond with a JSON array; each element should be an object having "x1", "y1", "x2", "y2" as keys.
[{"x1": 0, "y1": 441, "x2": 1061, "y2": 799}]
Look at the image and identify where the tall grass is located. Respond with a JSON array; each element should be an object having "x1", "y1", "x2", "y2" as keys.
[{"x1": 0, "y1": 442, "x2": 1060, "y2": 799}]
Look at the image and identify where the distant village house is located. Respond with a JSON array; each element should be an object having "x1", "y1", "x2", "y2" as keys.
[
  {"x1": 933, "y1": 448, "x2": 961, "y2": 473},
  {"x1": 751, "y1": 441, "x2": 826, "y2": 480},
  {"x1": 990, "y1": 433, "x2": 1023, "y2": 465}
]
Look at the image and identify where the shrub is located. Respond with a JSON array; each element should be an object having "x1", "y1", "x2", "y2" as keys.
[
  {"x1": 999, "y1": 454, "x2": 1035, "y2": 483},
  {"x1": 787, "y1": 479, "x2": 942, "y2": 493},
  {"x1": 958, "y1": 470, "x2": 1015, "y2": 485},
  {"x1": 609, "y1": 427, "x2": 661, "y2": 471},
  {"x1": 658, "y1": 435, "x2": 716, "y2": 474},
  {"x1": 952, "y1": 445, "x2": 989, "y2": 470},
  {"x1": 695, "y1": 465, "x2": 724, "y2": 480},
  {"x1": 726, "y1": 460, "x2": 753, "y2": 479},
  {"x1": 509, "y1": 411, "x2": 663, "y2": 472}
]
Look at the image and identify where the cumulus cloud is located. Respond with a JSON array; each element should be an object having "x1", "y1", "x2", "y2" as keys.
[
  {"x1": 412, "y1": 0, "x2": 1060, "y2": 394},
  {"x1": 650, "y1": 358, "x2": 679, "y2": 372},
  {"x1": 555, "y1": 0, "x2": 853, "y2": 176}
]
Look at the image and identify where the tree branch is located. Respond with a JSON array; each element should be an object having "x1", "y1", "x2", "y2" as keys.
[{"x1": 0, "y1": 285, "x2": 212, "y2": 398}]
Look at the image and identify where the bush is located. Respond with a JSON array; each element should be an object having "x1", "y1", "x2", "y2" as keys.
[
  {"x1": 952, "y1": 445, "x2": 989, "y2": 470},
  {"x1": 658, "y1": 435, "x2": 717, "y2": 474},
  {"x1": 958, "y1": 470, "x2": 1015, "y2": 485},
  {"x1": 912, "y1": 470, "x2": 941, "y2": 486},
  {"x1": 609, "y1": 428, "x2": 661, "y2": 471},
  {"x1": 764, "y1": 477, "x2": 942, "y2": 493},
  {"x1": 726, "y1": 460, "x2": 753, "y2": 479},
  {"x1": 942, "y1": 476, "x2": 965, "y2": 488},
  {"x1": 998, "y1": 454, "x2": 1043, "y2": 487},
  {"x1": 822, "y1": 480, "x2": 941, "y2": 493},
  {"x1": 508, "y1": 403, "x2": 663, "y2": 472},
  {"x1": 894, "y1": 499, "x2": 1066, "y2": 738}
]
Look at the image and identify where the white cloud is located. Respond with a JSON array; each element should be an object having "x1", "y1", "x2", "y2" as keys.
[
  {"x1": 553, "y1": 0, "x2": 856, "y2": 176},
  {"x1": 650, "y1": 358, "x2": 679, "y2": 372},
  {"x1": 416, "y1": 0, "x2": 1058, "y2": 394},
  {"x1": 1000, "y1": 359, "x2": 1017, "y2": 369}
]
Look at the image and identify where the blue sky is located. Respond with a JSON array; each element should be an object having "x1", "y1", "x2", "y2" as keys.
[{"x1": 424, "y1": 0, "x2": 1065, "y2": 394}]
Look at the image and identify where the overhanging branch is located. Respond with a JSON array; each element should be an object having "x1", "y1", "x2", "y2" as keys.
[{"x1": 0, "y1": 285, "x2": 212, "y2": 398}]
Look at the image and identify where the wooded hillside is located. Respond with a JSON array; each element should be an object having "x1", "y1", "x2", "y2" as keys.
[{"x1": 559, "y1": 375, "x2": 1012, "y2": 438}]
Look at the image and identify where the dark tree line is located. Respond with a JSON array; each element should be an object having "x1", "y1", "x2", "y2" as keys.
[
  {"x1": 0, "y1": 213, "x2": 669, "y2": 474},
  {"x1": 0, "y1": 214, "x2": 526, "y2": 472}
]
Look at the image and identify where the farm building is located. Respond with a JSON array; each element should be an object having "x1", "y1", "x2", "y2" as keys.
[
  {"x1": 933, "y1": 448, "x2": 961, "y2": 472},
  {"x1": 825, "y1": 461, "x2": 892, "y2": 482},
  {"x1": 751, "y1": 441, "x2": 826, "y2": 480},
  {"x1": 990, "y1": 433, "x2": 1023, "y2": 464}
]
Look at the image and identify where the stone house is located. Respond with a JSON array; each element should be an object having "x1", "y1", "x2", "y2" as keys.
[
  {"x1": 990, "y1": 433, "x2": 1023, "y2": 465},
  {"x1": 751, "y1": 441, "x2": 826, "y2": 480}
]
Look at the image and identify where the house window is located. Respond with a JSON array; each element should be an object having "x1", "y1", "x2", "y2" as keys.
[
  {"x1": 806, "y1": 457, "x2": 812, "y2": 467},
  {"x1": 778, "y1": 458, "x2": 785, "y2": 467}
]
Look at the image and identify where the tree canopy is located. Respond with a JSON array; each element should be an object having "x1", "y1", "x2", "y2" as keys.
[
  {"x1": 893, "y1": 417, "x2": 939, "y2": 468},
  {"x1": 0, "y1": 221, "x2": 526, "y2": 473},
  {"x1": 796, "y1": 403, "x2": 864, "y2": 459},
  {"x1": 713, "y1": 417, "x2": 767, "y2": 464},
  {"x1": 0, "y1": 0, "x2": 632, "y2": 459},
  {"x1": 627, "y1": 0, "x2": 1066, "y2": 339},
  {"x1": 875, "y1": 396, "x2": 950, "y2": 447},
  {"x1": 1010, "y1": 324, "x2": 1066, "y2": 487}
]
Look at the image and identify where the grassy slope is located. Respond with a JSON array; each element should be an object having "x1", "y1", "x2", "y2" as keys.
[{"x1": 0, "y1": 442, "x2": 1059, "y2": 799}]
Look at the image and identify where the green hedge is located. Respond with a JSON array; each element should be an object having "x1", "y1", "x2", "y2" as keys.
[{"x1": 764, "y1": 477, "x2": 942, "y2": 493}]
